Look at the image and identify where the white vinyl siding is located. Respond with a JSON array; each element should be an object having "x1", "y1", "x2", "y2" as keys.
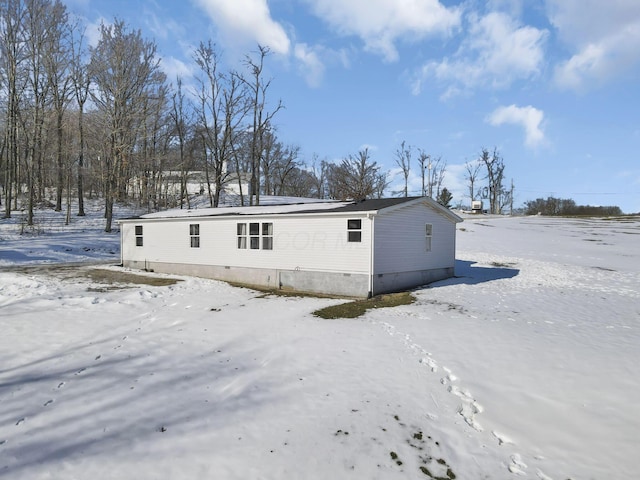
[
  {"x1": 373, "y1": 203, "x2": 455, "y2": 274},
  {"x1": 121, "y1": 213, "x2": 372, "y2": 274}
]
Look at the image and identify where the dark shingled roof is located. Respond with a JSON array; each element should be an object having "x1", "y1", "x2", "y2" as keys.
[{"x1": 291, "y1": 196, "x2": 424, "y2": 214}]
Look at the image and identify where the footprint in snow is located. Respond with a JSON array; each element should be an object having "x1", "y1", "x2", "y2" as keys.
[
  {"x1": 57, "y1": 382, "x2": 65, "y2": 388},
  {"x1": 492, "y1": 430, "x2": 514, "y2": 446},
  {"x1": 508, "y1": 453, "x2": 528, "y2": 475},
  {"x1": 43, "y1": 399, "x2": 54, "y2": 407}
]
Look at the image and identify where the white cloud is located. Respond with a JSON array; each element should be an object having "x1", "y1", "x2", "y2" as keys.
[
  {"x1": 413, "y1": 11, "x2": 547, "y2": 96},
  {"x1": 304, "y1": 0, "x2": 461, "y2": 62},
  {"x1": 548, "y1": 0, "x2": 640, "y2": 89},
  {"x1": 193, "y1": 0, "x2": 290, "y2": 55},
  {"x1": 487, "y1": 104, "x2": 546, "y2": 148},
  {"x1": 160, "y1": 56, "x2": 193, "y2": 81},
  {"x1": 294, "y1": 43, "x2": 325, "y2": 88},
  {"x1": 85, "y1": 17, "x2": 107, "y2": 47}
]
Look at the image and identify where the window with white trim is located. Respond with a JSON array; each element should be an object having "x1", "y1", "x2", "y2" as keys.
[
  {"x1": 135, "y1": 225, "x2": 143, "y2": 247},
  {"x1": 347, "y1": 219, "x2": 361, "y2": 242},
  {"x1": 425, "y1": 223, "x2": 433, "y2": 252},
  {"x1": 190, "y1": 224, "x2": 200, "y2": 248},
  {"x1": 237, "y1": 222, "x2": 273, "y2": 250}
]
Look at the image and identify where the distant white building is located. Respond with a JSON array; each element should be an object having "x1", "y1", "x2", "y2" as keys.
[
  {"x1": 118, "y1": 196, "x2": 462, "y2": 298},
  {"x1": 128, "y1": 170, "x2": 250, "y2": 202}
]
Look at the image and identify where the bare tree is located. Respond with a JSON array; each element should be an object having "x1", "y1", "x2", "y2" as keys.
[
  {"x1": 271, "y1": 143, "x2": 301, "y2": 196},
  {"x1": 138, "y1": 81, "x2": 169, "y2": 211},
  {"x1": 417, "y1": 150, "x2": 429, "y2": 197},
  {"x1": 170, "y1": 76, "x2": 192, "y2": 209},
  {"x1": 479, "y1": 147, "x2": 506, "y2": 214},
  {"x1": 240, "y1": 45, "x2": 282, "y2": 205},
  {"x1": 328, "y1": 148, "x2": 384, "y2": 200},
  {"x1": 0, "y1": 0, "x2": 28, "y2": 218},
  {"x1": 428, "y1": 155, "x2": 446, "y2": 198},
  {"x1": 464, "y1": 159, "x2": 482, "y2": 204},
  {"x1": 394, "y1": 140, "x2": 411, "y2": 197},
  {"x1": 194, "y1": 41, "x2": 248, "y2": 207},
  {"x1": 69, "y1": 24, "x2": 90, "y2": 216},
  {"x1": 309, "y1": 155, "x2": 327, "y2": 199},
  {"x1": 42, "y1": 1, "x2": 73, "y2": 213},
  {"x1": 23, "y1": 0, "x2": 59, "y2": 224},
  {"x1": 89, "y1": 19, "x2": 165, "y2": 232}
]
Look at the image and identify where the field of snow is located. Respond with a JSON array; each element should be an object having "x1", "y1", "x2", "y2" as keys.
[{"x1": 1, "y1": 206, "x2": 639, "y2": 479}]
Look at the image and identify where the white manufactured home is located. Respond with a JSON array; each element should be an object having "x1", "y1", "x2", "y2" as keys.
[{"x1": 118, "y1": 197, "x2": 463, "y2": 298}]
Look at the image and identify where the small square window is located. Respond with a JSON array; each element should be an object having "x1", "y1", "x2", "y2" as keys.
[
  {"x1": 348, "y1": 231, "x2": 362, "y2": 242},
  {"x1": 190, "y1": 236, "x2": 200, "y2": 248},
  {"x1": 347, "y1": 219, "x2": 361, "y2": 230}
]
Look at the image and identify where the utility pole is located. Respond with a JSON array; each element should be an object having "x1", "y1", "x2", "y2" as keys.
[{"x1": 427, "y1": 155, "x2": 432, "y2": 198}]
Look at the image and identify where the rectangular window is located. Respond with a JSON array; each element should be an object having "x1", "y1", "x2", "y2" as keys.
[
  {"x1": 190, "y1": 224, "x2": 200, "y2": 248},
  {"x1": 262, "y1": 222, "x2": 273, "y2": 250},
  {"x1": 425, "y1": 223, "x2": 433, "y2": 252},
  {"x1": 135, "y1": 225, "x2": 143, "y2": 247},
  {"x1": 249, "y1": 222, "x2": 260, "y2": 249},
  {"x1": 347, "y1": 219, "x2": 362, "y2": 242},
  {"x1": 237, "y1": 221, "x2": 274, "y2": 250},
  {"x1": 237, "y1": 223, "x2": 247, "y2": 249}
]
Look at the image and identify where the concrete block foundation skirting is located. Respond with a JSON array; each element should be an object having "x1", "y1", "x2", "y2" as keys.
[{"x1": 122, "y1": 260, "x2": 453, "y2": 298}]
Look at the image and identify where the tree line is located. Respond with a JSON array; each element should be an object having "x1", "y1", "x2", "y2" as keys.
[
  {"x1": 1, "y1": 0, "x2": 517, "y2": 233},
  {"x1": 2, "y1": 1, "x2": 419, "y2": 233},
  {"x1": 524, "y1": 197, "x2": 622, "y2": 216}
]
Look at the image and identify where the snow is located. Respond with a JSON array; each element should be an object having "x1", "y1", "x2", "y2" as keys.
[
  {"x1": 1, "y1": 206, "x2": 639, "y2": 479},
  {"x1": 141, "y1": 197, "x2": 347, "y2": 219}
]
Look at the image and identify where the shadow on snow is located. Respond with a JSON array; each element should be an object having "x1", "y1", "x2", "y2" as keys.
[
  {"x1": 432, "y1": 259, "x2": 520, "y2": 287},
  {"x1": 0, "y1": 328, "x2": 290, "y2": 477}
]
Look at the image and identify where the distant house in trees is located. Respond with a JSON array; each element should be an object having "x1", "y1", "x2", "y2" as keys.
[{"x1": 118, "y1": 196, "x2": 462, "y2": 298}]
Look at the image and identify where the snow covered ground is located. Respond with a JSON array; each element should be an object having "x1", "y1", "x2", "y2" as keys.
[{"x1": 1, "y1": 205, "x2": 639, "y2": 479}]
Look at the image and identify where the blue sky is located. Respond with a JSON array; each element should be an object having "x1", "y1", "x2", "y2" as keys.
[{"x1": 63, "y1": 0, "x2": 640, "y2": 213}]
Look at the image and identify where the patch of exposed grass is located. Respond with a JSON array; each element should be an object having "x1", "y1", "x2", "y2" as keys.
[
  {"x1": 84, "y1": 268, "x2": 180, "y2": 288},
  {"x1": 313, "y1": 292, "x2": 416, "y2": 319},
  {"x1": 490, "y1": 261, "x2": 517, "y2": 268}
]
